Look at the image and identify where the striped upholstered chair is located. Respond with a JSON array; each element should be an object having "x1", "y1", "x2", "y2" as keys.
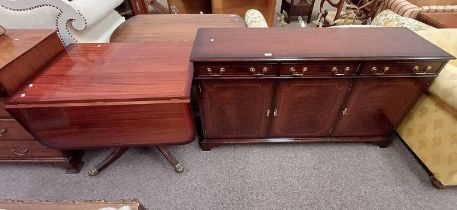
[{"x1": 380, "y1": 0, "x2": 457, "y2": 18}]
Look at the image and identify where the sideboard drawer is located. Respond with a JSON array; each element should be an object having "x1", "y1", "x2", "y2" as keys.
[
  {"x1": 280, "y1": 63, "x2": 359, "y2": 76},
  {"x1": 361, "y1": 61, "x2": 444, "y2": 76},
  {"x1": 0, "y1": 119, "x2": 34, "y2": 141},
  {"x1": 198, "y1": 63, "x2": 278, "y2": 77},
  {"x1": 0, "y1": 140, "x2": 62, "y2": 159}
]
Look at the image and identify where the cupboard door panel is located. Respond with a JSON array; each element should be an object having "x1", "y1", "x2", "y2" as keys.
[
  {"x1": 332, "y1": 78, "x2": 431, "y2": 137},
  {"x1": 199, "y1": 80, "x2": 274, "y2": 138},
  {"x1": 270, "y1": 79, "x2": 351, "y2": 137}
]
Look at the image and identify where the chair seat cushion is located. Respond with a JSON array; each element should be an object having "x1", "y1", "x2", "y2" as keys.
[
  {"x1": 415, "y1": 29, "x2": 457, "y2": 66},
  {"x1": 415, "y1": 28, "x2": 457, "y2": 110},
  {"x1": 371, "y1": 10, "x2": 433, "y2": 31},
  {"x1": 397, "y1": 94, "x2": 457, "y2": 186},
  {"x1": 428, "y1": 64, "x2": 457, "y2": 110},
  {"x1": 325, "y1": 9, "x2": 363, "y2": 25}
]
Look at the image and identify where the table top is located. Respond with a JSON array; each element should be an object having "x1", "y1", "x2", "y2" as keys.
[
  {"x1": 191, "y1": 27, "x2": 454, "y2": 62},
  {"x1": 110, "y1": 14, "x2": 246, "y2": 43},
  {"x1": 417, "y1": 12, "x2": 457, "y2": 28},
  {"x1": 0, "y1": 29, "x2": 56, "y2": 70},
  {"x1": 9, "y1": 42, "x2": 194, "y2": 105}
]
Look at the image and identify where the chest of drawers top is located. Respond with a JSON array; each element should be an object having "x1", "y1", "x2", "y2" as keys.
[
  {"x1": 0, "y1": 29, "x2": 56, "y2": 69},
  {"x1": 190, "y1": 27, "x2": 454, "y2": 62},
  {"x1": 0, "y1": 29, "x2": 63, "y2": 96}
]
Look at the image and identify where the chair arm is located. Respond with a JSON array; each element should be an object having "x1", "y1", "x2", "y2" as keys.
[
  {"x1": 0, "y1": 0, "x2": 124, "y2": 46},
  {"x1": 0, "y1": 0, "x2": 86, "y2": 45},
  {"x1": 380, "y1": 0, "x2": 421, "y2": 18},
  {"x1": 421, "y1": 5, "x2": 457, "y2": 13},
  {"x1": 68, "y1": 0, "x2": 124, "y2": 28}
]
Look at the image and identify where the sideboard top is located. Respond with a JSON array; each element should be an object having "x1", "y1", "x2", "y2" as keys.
[
  {"x1": 8, "y1": 42, "x2": 194, "y2": 105},
  {"x1": 190, "y1": 27, "x2": 454, "y2": 62},
  {"x1": 0, "y1": 29, "x2": 57, "y2": 70}
]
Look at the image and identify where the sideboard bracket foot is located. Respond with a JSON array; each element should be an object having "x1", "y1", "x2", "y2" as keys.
[{"x1": 64, "y1": 150, "x2": 85, "y2": 174}]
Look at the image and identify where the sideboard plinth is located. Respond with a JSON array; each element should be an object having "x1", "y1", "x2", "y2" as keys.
[{"x1": 200, "y1": 136, "x2": 393, "y2": 151}]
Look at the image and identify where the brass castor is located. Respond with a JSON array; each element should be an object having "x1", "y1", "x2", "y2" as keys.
[
  {"x1": 88, "y1": 168, "x2": 99, "y2": 176},
  {"x1": 174, "y1": 163, "x2": 184, "y2": 173},
  {"x1": 430, "y1": 176, "x2": 446, "y2": 189}
]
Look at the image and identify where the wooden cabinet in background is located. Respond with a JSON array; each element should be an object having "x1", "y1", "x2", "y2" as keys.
[
  {"x1": 168, "y1": 0, "x2": 211, "y2": 14},
  {"x1": 211, "y1": 0, "x2": 276, "y2": 26},
  {"x1": 191, "y1": 27, "x2": 454, "y2": 151}
]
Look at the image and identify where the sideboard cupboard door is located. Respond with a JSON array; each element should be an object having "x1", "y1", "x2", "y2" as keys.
[
  {"x1": 270, "y1": 79, "x2": 351, "y2": 137},
  {"x1": 332, "y1": 78, "x2": 432, "y2": 137},
  {"x1": 199, "y1": 80, "x2": 274, "y2": 138}
]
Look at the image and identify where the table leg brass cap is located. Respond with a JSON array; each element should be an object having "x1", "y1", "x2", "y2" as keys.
[
  {"x1": 174, "y1": 163, "x2": 184, "y2": 173},
  {"x1": 88, "y1": 168, "x2": 99, "y2": 176}
]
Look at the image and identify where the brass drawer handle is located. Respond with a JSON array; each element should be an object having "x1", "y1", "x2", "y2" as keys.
[
  {"x1": 11, "y1": 147, "x2": 29, "y2": 156},
  {"x1": 371, "y1": 66, "x2": 389, "y2": 75},
  {"x1": 289, "y1": 67, "x2": 308, "y2": 76},
  {"x1": 413, "y1": 65, "x2": 432, "y2": 74},
  {"x1": 0, "y1": 128, "x2": 7, "y2": 136},
  {"x1": 206, "y1": 67, "x2": 225, "y2": 77},
  {"x1": 332, "y1": 66, "x2": 350, "y2": 76},
  {"x1": 250, "y1": 66, "x2": 268, "y2": 76}
]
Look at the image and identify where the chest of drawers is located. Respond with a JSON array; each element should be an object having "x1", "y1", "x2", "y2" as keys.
[
  {"x1": 0, "y1": 30, "x2": 83, "y2": 172},
  {"x1": 190, "y1": 27, "x2": 454, "y2": 150}
]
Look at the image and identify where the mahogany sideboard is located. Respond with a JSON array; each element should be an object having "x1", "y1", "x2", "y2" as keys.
[
  {"x1": 0, "y1": 29, "x2": 83, "y2": 172},
  {"x1": 190, "y1": 27, "x2": 454, "y2": 151},
  {"x1": 6, "y1": 42, "x2": 195, "y2": 175}
]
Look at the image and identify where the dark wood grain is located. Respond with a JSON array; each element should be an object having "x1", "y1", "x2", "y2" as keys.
[
  {"x1": 270, "y1": 79, "x2": 350, "y2": 137},
  {"x1": 111, "y1": 14, "x2": 246, "y2": 43},
  {"x1": 200, "y1": 136, "x2": 393, "y2": 151},
  {"x1": 332, "y1": 78, "x2": 432, "y2": 137},
  {"x1": 0, "y1": 140, "x2": 64, "y2": 159},
  {"x1": 0, "y1": 119, "x2": 35, "y2": 141},
  {"x1": 0, "y1": 29, "x2": 63, "y2": 96},
  {"x1": 280, "y1": 62, "x2": 359, "y2": 76},
  {"x1": 360, "y1": 61, "x2": 444, "y2": 76},
  {"x1": 8, "y1": 42, "x2": 194, "y2": 104},
  {"x1": 0, "y1": 98, "x2": 10, "y2": 118},
  {"x1": 416, "y1": 12, "x2": 457, "y2": 28},
  {"x1": 199, "y1": 79, "x2": 274, "y2": 139},
  {"x1": 191, "y1": 28, "x2": 454, "y2": 62},
  {"x1": 8, "y1": 102, "x2": 195, "y2": 149},
  {"x1": 197, "y1": 63, "x2": 279, "y2": 76}
]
